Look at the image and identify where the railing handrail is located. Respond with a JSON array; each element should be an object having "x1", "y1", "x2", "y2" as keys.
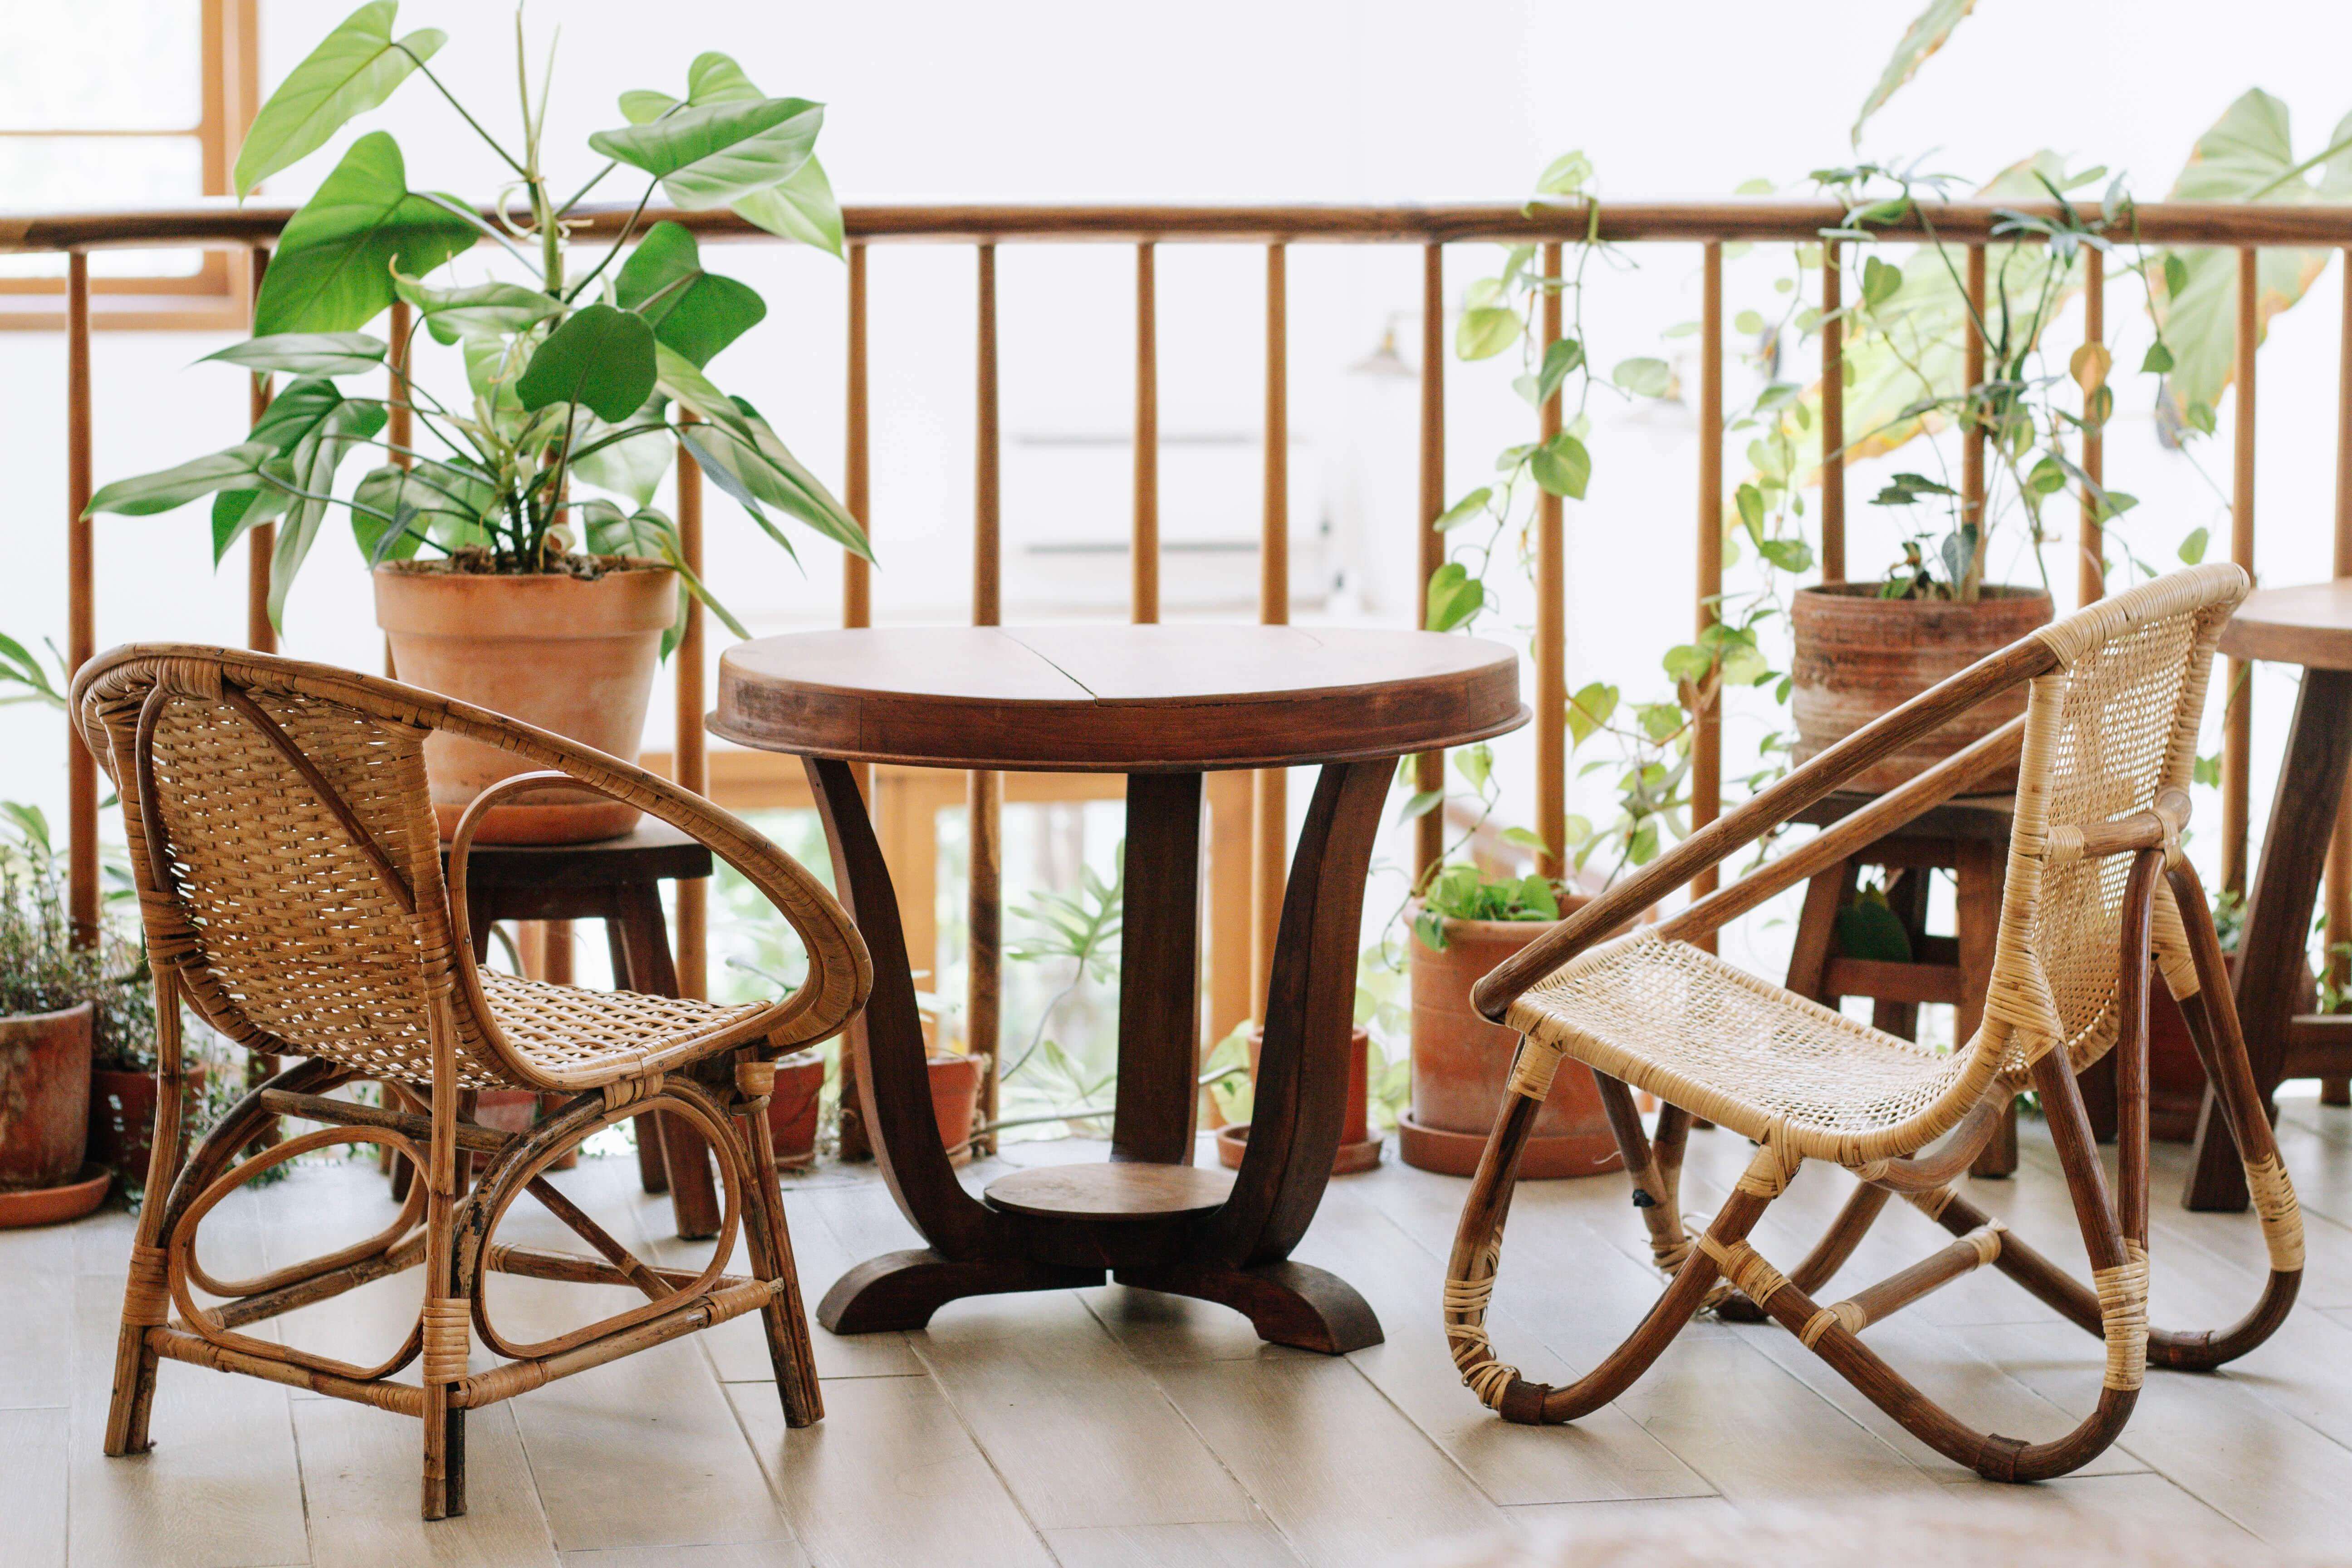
[{"x1": 14, "y1": 197, "x2": 2352, "y2": 252}]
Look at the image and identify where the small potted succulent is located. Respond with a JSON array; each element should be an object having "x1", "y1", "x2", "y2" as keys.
[{"x1": 86, "y1": 4, "x2": 871, "y2": 844}]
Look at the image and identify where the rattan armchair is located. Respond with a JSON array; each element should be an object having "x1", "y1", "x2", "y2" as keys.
[
  {"x1": 72, "y1": 643, "x2": 872, "y2": 1520},
  {"x1": 1446, "y1": 564, "x2": 2301, "y2": 1481}
]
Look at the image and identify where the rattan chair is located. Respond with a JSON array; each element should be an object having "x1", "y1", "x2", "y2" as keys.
[
  {"x1": 72, "y1": 643, "x2": 872, "y2": 1519},
  {"x1": 1446, "y1": 564, "x2": 2302, "y2": 1481}
]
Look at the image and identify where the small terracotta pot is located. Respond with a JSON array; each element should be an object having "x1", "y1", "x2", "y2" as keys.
[
  {"x1": 0, "y1": 1001, "x2": 93, "y2": 1191},
  {"x1": 1215, "y1": 1025, "x2": 1383, "y2": 1175},
  {"x1": 930, "y1": 1052, "x2": 984, "y2": 1166},
  {"x1": 89, "y1": 1059, "x2": 206, "y2": 1183},
  {"x1": 1401, "y1": 906, "x2": 1626, "y2": 1180},
  {"x1": 768, "y1": 1052, "x2": 826, "y2": 1170},
  {"x1": 374, "y1": 560, "x2": 677, "y2": 845},
  {"x1": 1791, "y1": 583, "x2": 2053, "y2": 793}
]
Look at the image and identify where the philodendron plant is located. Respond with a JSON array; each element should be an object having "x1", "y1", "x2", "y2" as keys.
[{"x1": 86, "y1": 2, "x2": 870, "y2": 633}]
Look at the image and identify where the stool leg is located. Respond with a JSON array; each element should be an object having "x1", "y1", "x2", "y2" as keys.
[
  {"x1": 606, "y1": 917, "x2": 672, "y2": 1195},
  {"x1": 1957, "y1": 841, "x2": 2018, "y2": 1178},
  {"x1": 1787, "y1": 860, "x2": 1857, "y2": 1003},
  {"x1": 617, "y1": 885, "x2": 723, "y2": 1239},
  {"x1": 1869, "y1": 868, "x2": 1931, "y2": 1040}
]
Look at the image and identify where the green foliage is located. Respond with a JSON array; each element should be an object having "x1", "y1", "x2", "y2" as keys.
[
  {"x1": 250, "y1": 133, "x2": 478, "y2": 336},
  {"x1": 231, "y1": 0, "x2": 445, "y2": 198},
  {"x1": 1833, "y1": 881, "x2": 1915, "y2": 962},
  {"x1": 615, "y1": 222, "x2": 768, "y2": 368},
  {"x1": 1413, "y1": 864, "x2": 1561, "y2": 953},
  {"x1": 1851, "y1": 0, "x2": 1978, "y2": 147}
]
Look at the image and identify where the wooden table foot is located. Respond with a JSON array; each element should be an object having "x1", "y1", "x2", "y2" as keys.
[
  {"x1": 1113, "y1": 1260, "x2": 1383, "y2": 1354},
  {"x1": 816, "y1": 1249, "x2": 1105, "y2": 1334}
]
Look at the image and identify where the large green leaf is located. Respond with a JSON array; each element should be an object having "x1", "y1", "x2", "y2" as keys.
[
  {"x1": 616, "y1": 221, "x2": 766, "y2": 366},
  {"x1": 2152, "y1": 90, "x2": 2347, "y2": 416},
  {"x1": 351, "y1": 461, "x2": 494, "y2": 562},
  {"x1": 268, "y1": 397, "x2": 387, "y2": 627},
  {"x1": 392, "y1": 270, "x2": 560, "y2": 345},
  {"x1": 514, "y1": 304, "x2": 659, "y2": 423},
  {"x1": 654, "y1": 345, "x2": 866, "y2": 558},
  {"x1": 201, "y1": 332, "x2": 387, "y2": 377},
  {"x1": 571, "y1": 398, "x2": 676, "y2": 507},
  {"x1": 588, "y1": 97, "x2": 823, "y2": 211},
  {"x1": 210, "y1": 376, "x2": 384, "y2": 560},
  {"x1": 85, "y1": 442, "x2": 274, "y2": 517},
  {"x1": 232, "y1": 0, "x2": 445, "y2": 197},
  {"x1": 1852, "y1": 0, "x2": 1977, "y2": 147},
  {"x1": 734, "y1": 155, "x2": 844, "y2": 256},
  {"x1": 252, "y1": 132, "x2": 479, "y2": 335}
]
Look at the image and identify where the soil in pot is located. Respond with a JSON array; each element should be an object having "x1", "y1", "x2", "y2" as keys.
[
  {"x1": 89, "y1": 1058, "x2": 207, "y2": 1184},
  {"x1": 768, "y1": 1052, "x2": 826, "y2": 1170},
  {"x1": 0, "y1": 1000, "x2": 94, "y2": 1191},
  {"x1": 1402, "y1": 908, "x2": 1627, "y2": 1180},
  {"x1": 1215, "y1": 1025, "x2": 1383, "y2": 1175},
  {"x1": 374, "y1": 558, "x2": 678, "y2": 845},
  {"x1": 1791, "y1": 583, "x2": 2053, "y2": 793}
]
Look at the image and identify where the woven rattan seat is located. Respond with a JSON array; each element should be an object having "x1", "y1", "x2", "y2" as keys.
[
  {"x1": 475, "y1": 971, "x2": 770, "y2": 1084},
  {"x1": 1510, "y1": 934, "x2": 1970, "y2": 1150}
]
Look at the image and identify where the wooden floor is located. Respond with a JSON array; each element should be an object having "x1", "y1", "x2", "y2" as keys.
[{"x1": 11, "y1": 1100, "x2": 2352, "y2": 1567}]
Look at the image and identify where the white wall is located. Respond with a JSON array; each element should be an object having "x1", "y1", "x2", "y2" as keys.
[{"x1": 7, "y1": 0, "x2": 2352, "y2": 980}]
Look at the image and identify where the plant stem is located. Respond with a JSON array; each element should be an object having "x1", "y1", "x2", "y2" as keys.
[{"x1": 397, "y1": 47, "x2": 529, "y2": 179}]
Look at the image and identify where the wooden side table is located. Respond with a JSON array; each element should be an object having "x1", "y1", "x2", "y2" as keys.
[
  {"x1": 2183, "y1": 582, "x2": 2352, "y2": 1209},
  {"x1": 712, "y1": 624, "x2": 1525, "y2": 1352}
]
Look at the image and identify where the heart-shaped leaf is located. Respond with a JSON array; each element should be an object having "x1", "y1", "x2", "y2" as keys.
[
  {"x1": 734, "y1": 155, "x2": 844, "y2": 256},
  {"x1": 253, "y1": 132, "x2": 479, "y2": 334},
  {"x1": 617, "y1": 221, "x2": 766, "y2": 367},
  {"x1": 588, "y1": 97, "x2": 823, "y2": 211},
  {"x1": 202, "y1": 332, "x2": 387, "y2": 377},
  {"x1": 515, "y1": 305, "x2": 659, "y2": 423},
  {"x1": 232, "y1": 0, "x2": 445, "y2": 197}
]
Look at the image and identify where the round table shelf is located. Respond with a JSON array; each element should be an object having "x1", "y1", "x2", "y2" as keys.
[{"x1": 983, "y1": 1162, "x2": 1236, "y2": 1222}]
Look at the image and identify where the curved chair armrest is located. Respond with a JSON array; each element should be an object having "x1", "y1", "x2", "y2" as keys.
[
  {"x1": 1470, "y1": 635, "x2": 2060, "y2": 1022},
  {"x1": 446, "y1": 767, "x2": 872, "y2": 1089}
]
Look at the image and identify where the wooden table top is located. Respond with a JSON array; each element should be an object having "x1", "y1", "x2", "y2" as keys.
[
  {"x1": 710, "y1": 624, "x2": 1528, "y2": 772},
  {"x1": 2219, "y1": 580, "x2": 2352, "y2": 670}
]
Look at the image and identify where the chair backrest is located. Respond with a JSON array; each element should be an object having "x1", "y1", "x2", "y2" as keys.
[
  {"x1": 1972, "y1": 563, "x2": 2247, "y2": 1083},
  {"x1": 74, "y1": 643, "x2": 867, "y2": 1091}
]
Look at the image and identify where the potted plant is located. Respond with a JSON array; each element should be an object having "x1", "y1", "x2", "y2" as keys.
[
  {"x1": 86, "y1": 5, "x2": 871, "y2": 843},
  {"x1": 1209, "y1": 1022, "x2": 1383, "y2": 1176}
]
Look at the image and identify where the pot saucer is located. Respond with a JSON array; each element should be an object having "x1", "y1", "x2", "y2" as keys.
[{"x1": 0, "y1": 1161, "x2": 113, "y2": 1229}]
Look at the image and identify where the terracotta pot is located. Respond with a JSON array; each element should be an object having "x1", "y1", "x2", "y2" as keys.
[
  {"x1": 930, "y1": 1052, "x2": 984, "y2": 1166},
  {"x1": 0, "y1": 1001, "x2": 93, "y2": 1191},
  {"x1": 2143, "y1": 952, "x2": 2312, "y2": 1142},
  {"x1": 1214, "y1": 1025, "x2": 1383, "y2": 1176},
  {"x1": 1401, "y1": 908, "x2": 1626, "y2": 1179},
  {"x1": 768, "y1": 1051, "x2": 826, "y2": 1170},
  {"x1": 89, "y1": 1059, "x2": 206, "y2": 1183},
  {"x1": 374, "y1": 560, "x2": 677, "y2": 844},
  {"x1": 471, "y1": 1088, "x2": 577, "y2": 1170},
  {"x1": 1791, "y1": 583, "x2": 2053, "y2": 793}
]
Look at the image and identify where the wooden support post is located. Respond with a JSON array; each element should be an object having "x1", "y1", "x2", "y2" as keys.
[
  {"x1": 2224, "y1": 246, "x2": 2258, "y2": 896},
  {"x1": 66, "y1": 251, "x2": 96, "y2": 948},
  {"x1": 1534, "y1": 241, "x2": 1566, "y2": 879},
  {"x1": 1964, "y1": 245, "x2": 1987, "y2": 547},
  {"x1": 1691, "y1": 241, "x2": 1723, "y2": 943},
  {"x1": 2078, "y1": 248, "x2": 2105, "y2": 608},
  {"x1": 1819, "y1": 238, "x2": 1844, "y2": 584},
  {"x1": 674, "y1": 418, "x2": 707, "y2": 1000},
  {"x1": 2328, "y1": 250, "x2": 2352, "y2": 1106},
  {"x1": 1415, "y1": 243, "x2": 1446, "y2": 879},
  {"x1": 247, "y1": 245, "x2": 275, "y2": 656},
  {"x1": 1134, "y1": 242, "x2": 1159, "y2": 626},
  {"x1": 971, "y1": 243, "x2": 1003, "y2": 1151},
  {"x1": 839, "y1": 240, "x2": 875, "y2": 1155},
  {"x1": 1252, "y1": 243, "x2": 1290, "y2": 1015}
]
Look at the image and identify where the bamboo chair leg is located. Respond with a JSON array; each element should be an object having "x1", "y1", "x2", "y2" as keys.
[
  {"x1": 107, "y1": 968, "x2": 193, "y2": 1456},
  {"x1": 736, "y1": 1089, "x2": 823, "y2": 1427}
]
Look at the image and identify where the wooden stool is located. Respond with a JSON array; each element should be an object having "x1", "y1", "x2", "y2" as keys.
[
  {"x1": 1784, "y1": 792, "x2": 2021, "y2": 1176},
  {"x1": 385, "y1": 825, "x2": 724, "y2": 1238}
]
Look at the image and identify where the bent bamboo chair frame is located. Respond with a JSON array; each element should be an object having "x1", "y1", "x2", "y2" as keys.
[
  {"x1": 1446, "y1": 564, "x2": 2303, "y2": 1482},
  {"x1": 70, "y1": 643, "x2": 874, "y2": 1519}
]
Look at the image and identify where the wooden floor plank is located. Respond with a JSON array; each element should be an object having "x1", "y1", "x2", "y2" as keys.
[
  {"x1": 0, "y1": 1406, "x2": 69, "y2": 1568},
  {"x1": 1041, "y1": 1520, "x2": 1304, "y2": 1568},
  {"x1": 1151, "y1": 1357, "x2": 1507, "y2": 1567},
  {"x1": 296, "y1": 1398, "x2": 558, "y2": 1568},
  {"x1": 729, "y1": 1372, "x2": 1057, "y2": 1568},
  {"x1": 558, "y1": 1542, "x2": 809, "y2": 1567}
]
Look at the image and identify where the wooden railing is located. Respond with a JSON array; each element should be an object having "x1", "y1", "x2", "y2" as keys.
[{"x1": 19, "y1": 196, "x2": 2352, "y2": 1120}]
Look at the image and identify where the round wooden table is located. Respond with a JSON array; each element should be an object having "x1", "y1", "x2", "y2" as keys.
[
  {"x1": 2184, "y1": 582, "x2": 2352, "y2": 1209},
  {"x1": 712, "y1": 624, "x2": 1526, "y2": 1352}
]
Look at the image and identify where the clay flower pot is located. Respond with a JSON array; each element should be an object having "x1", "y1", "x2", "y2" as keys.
[
  {"x1": 89, "y1": 1058, "x2": 207, "y2": 1184},
  {"x1": 1214, "y1": 1025, "x2": 1383, "y2": 1175},
  {"x1": 0, "y1": 1001, "x2": 94, "y2": 1191},
  {"x1": 1401, "y1": 909, "x2": 1625, "y2": 1180},
  {"x1": 767, "y1": 1051, "x2": 826, "y2": 1170},
  {"x1": 374, "y1": 560, "x2": 677, "y2": 845},
  {"x1": 1791, "y1": 583, "x2": 2053, "y2": 793},
  {"x1": 930, "y1": 1052, "x2": 985, "y2": 1166}
]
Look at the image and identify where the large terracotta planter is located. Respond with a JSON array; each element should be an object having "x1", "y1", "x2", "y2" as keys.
[
  {"x1": 1401, "y1": 911, "x2": 1625, "y2": 1180},
  {"x1": 1214, "y1": 1025, "x2": 1383, "y2": 1176},
  {"x1": 89, "y1": 1059, "x2": 206, "y2": 1183},
  {"x1": 1791, "y1": 583, "x2": 2053, "y2": 793},
  {"x1": 374, "y1": 560, "x2": 677, "y2": 844},
  {"x1": 0, "y1": 1001, "x2": 93, "y2": 1191}
]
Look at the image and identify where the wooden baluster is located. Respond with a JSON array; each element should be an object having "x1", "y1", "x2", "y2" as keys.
[
  {"x1": 1534, "y1": 241, "x2": 1566, "y2": 877},
  {"x1": 2328, "y1": 250, "x2": 2352, "y2": 1106},
  {"x1": 1414, "y1": 243, "x2": 1446, "y2": 878},
  {"x1": 1252, "y1": 245, "x2": 1289, "y2": 1014},
  {"x1": 2078, "y1": 249, "x2": 2105, "y2": 608},
  {"x1": 1963, "y1": 244, "x2": 1987, "y2": 558},
  {"x1": 1691, "y1": 242, "x2": 1724, "y2": 944},
  {"x1": 838, "y1": 240, "x2": 876, "y2": 1157},
  {"x1": 66, "y1": 251, "x2": 96, "y2": 949},
  {"x1": 247, "y1": 245, "x2": 275, "y2": 656},
  {"x1": 970, "y1": 243, "x2": 1003, "y2": 1153},
  {"x1": 674, "y1": 416, "x2": 707, "y2": 1000},
  {"x1": 1134, "y1": 242, "x2": 1159, "y2": 625},
  {"x1": 2223, "y1": 246, "x2": 2258, "y2": 897},
  {"x1": 382, "y1": 292, "x2": 408, "y2": 682},
  {"x1": 1819, "y1": 238, "x2": 1844, "y2": 584}
]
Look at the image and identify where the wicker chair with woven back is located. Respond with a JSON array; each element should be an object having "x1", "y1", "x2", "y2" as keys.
[
  {"x1": 72, "y1": 643, "x2": 872, "y2": 1519},
  {"x1": 1445, "y1": 563, "x2": 2303, "y2": 1481}
]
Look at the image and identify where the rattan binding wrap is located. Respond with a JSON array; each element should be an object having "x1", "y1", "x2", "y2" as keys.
[
  {"x1": 2093, "y1": 1243, "x2": 2150, "y2": 1391},
  {"x1": 1445, "y1": 1241, "x2": 1518, "y2": 1410},
  {"x1": 2246, "y1": 1154, "x2": 2306, "y2": 1272}
]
